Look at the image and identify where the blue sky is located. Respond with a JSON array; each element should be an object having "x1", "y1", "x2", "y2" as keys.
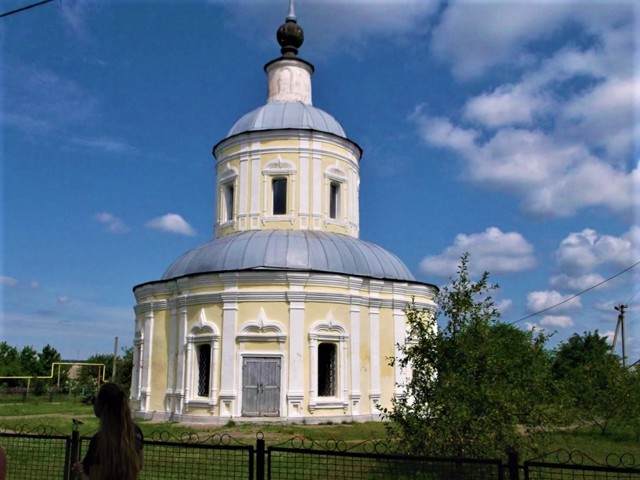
[{"x1": 1, "y1": 0, "x2": 638, "y2": 363}]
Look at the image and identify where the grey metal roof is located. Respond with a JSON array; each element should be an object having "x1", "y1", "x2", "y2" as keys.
[
  {"x1": 161, "y1": 230, "x2": 416, "y2": 282},
  {"x1": 227, "y1": 102, "x2": 346, "y2": 138}
]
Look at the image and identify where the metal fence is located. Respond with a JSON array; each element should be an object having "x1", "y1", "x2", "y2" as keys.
[
  {"x1": 1, "y1": 425, "x2": 639, "y2": 480},
  {"x1": 524, "y1": 449, "x2": 640, "y2": 480},
  {"x1": 267, "y1": 436, "x2": 504, "y2": 480}
]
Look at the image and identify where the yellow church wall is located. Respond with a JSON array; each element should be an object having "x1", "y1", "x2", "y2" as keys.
[
  {"x1": 188, "y1": 284, "x2": 225, "y2": 295},
  {"x1": 185, "y1": 304, "x2": 223, "y2": 329},
  {"x1": 358, "y1": 308, "x2": 372, "y2": 414},
  {"x1": 238, "y1": 302, "x2": 290, "y2": 327},
  {"x1": 378, "y1": 311, "x2": 398, "y2": 409},
  {"x1": 149, "y1": 310, "x2": 169, "y2": 413},
  {"x1": 259, "y1": 138, "x2": 300, "y2": 150},
  {"x1": 240, "y1": 341, "x2": 282, "y2": 352}
]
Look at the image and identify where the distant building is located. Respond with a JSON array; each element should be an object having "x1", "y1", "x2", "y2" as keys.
[{"x1": 131, "y1": 4, "x2": 437, "y2": 423}]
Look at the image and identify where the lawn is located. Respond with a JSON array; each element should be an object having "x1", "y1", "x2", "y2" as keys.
[{"x1": 1, "y1": 393, "x2": 638, "y2": 464}]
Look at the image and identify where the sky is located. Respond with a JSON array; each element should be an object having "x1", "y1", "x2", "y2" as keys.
[{"x1": 1, "y1": 0, "x2": 639, "y2": 363}]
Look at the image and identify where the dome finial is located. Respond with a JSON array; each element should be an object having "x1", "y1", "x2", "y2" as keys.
[
  {"x1": 286, "y1": 0, "x2": 296, "y2": 22},
  {"x1": 277, "y1": 0, "x2": 304, "y2": 57}
]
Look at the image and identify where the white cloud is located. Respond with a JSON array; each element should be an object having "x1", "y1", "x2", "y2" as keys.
[
  {"x1": 550, "y1": 273, "x2": 606, "y2": 293},
  {"x1": 495, "y1": 298, "x2": 513, "y2": 315},
  {"x1": 430, "y1": 1, "x2": 631, "y2": 81},
  {"x1": 94, "y1": 212, "x2": 130, "y2": 234},
  {"x1": 412, "y1": 109, "x2": 478, "y2": 156},
  {"x1": 3, "y1": 61, "x2": 100, "y2": 136},
  {"x1": 540, "y1": 315, "x2": 574, "y2": 328},
  {"x1": 72, "y1": 137, "x2": 138, "y2": 155},
  {"x1": 413, "y1": 103, "x2": 637, "y2": 217},
  {"x1": 420, "y1": 227, "x2": 536, "y2": 277},
  {"x1": 59, "y1": 1, "x2": 90, "y2": 38},
  {"x1": 145, "y1": 213, "x2": 197, "y2": 236},
  {"x1": 463, "y1": 83, "x2": 551, "y2": 128},
  {"x1": 430, "y1": 2, "x2": 577, "y2": 80},
  {"x1": 29, "y1": 281, "x2": 41, "y2": 289},
  {"x1": 560, "y1": 77, "x2": 637, "y2": 160},
  {"x1": 555, "y1": 227, "x2": 640, "y2": 275},
  {"x1": 57, "y1": 296, "x2": 70, "y2": 304},
  {"x1": 413, "y1": 2, "x2": 637, "y2": 219},
  {"x1": 527, "y1": 290, "x2": 581, "y2": 313},
  {"x1": 1, "y1": 276, "x2": 19, "y2": 287}
]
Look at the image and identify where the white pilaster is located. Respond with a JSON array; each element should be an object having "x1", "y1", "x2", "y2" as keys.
[
  {"x1": 349, "y1": 302, "x2": 361, "y2": 415},
  {"x1": 140, "y1": 310, "x2": 154, "y2": 412},
  {"x1": 219, "y1": 294, "x2": 238, "y2": 416}
]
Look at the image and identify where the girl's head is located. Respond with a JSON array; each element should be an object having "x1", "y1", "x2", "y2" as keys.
[{"x1": 93, "y1": 382, "x2": 128, "y2": 419}]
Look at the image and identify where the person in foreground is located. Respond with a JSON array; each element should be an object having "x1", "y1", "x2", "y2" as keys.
[{"x1": 73, "y1": 383, "x2": 143, "y2": 480}]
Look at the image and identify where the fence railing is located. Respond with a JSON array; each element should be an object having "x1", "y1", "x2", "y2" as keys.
[{"x1": 1, "y1": 424, "x2": 639, "y2": 480}]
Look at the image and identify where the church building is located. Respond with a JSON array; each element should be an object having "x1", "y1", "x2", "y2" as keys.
[{"x1": 130, "y1": 3, "x2": 437, "y2": 423}]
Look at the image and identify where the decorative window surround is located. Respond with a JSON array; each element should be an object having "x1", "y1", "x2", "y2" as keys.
[
  {"x1": 184, "y1": 310, "x2": 220, "y2": 413},
  {"x1": 237, "y1": 308, "x2": 287, "y2": 346},
  {"x1": 262, "y1": 156, "x2": 296, "y2": 220},
  {"x1": 218, "y1": 166, "x2": 238, "y2": 227},
  {"x1": 308, "y1": 314, "x2": 349, "y2": 413}
]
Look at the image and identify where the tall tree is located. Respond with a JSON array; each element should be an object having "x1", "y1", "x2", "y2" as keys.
[
  {"x1": 552, "y1": 331, "x2": 627, "y2": 434},
  {"x1": 0, "y1": 342, "x2": 21, "y2": 377},
  {"x1": 37, "y1": 344, "x2": 62, "y2": 376},
  {"x1": 384, "y1": 253, "x2": 555, "y2": 459}
]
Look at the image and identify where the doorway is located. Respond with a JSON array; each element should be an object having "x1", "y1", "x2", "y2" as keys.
[{"x1": 241, "y1": 356, "x2": 281, "y2": 416}]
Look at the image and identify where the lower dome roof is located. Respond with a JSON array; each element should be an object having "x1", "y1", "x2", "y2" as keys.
[
  {"x1": 161, "y1": 230, "x2": 416, "y2": 282},
  {"x1": 226, "y1": 102, "x2": 346, "y2": 138}
]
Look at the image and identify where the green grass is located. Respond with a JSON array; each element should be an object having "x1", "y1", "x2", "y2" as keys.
[{"x1": 1, "y1": 396, "x2": 638, "y2": 463}]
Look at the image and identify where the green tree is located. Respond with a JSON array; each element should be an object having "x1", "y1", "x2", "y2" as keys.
[
  {"x1": 552, "y1": 331, "x2": 628, "y2": 434},
  {"x1": 384, "y1": 253, "x2": 556, "y2": 459},
  {"x1": 0, "y1": 342, "x2": 21, "y2": 377},
  {"x1": 19, "y1": 346, "x2": 39, "y2": 376},
  {"x1": 37, "y1": 344, "x2": 62, "y2": 376}
]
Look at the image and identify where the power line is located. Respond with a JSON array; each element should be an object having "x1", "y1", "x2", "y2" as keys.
[
  {"x1": 509, "y1": 259, "x2": 640, "y2": 326},
  {"x1": 0, "y1": 0, "x2": 55, "y2": 19},
  {"x1": 625, "y1": 284, "x2": 640, "y2": 306}
]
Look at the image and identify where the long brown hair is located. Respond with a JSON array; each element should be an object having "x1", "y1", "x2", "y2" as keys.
[{"x1": 93, "y1": 383, "x2": 140, "y2": 480}]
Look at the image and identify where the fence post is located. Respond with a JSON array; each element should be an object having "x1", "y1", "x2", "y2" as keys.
[
  {"x1": 256, "y1": 437, "x2": 265, "y2": 480},
  {"x1": 68, "y1": 419, "x2": 82, "y2": 480},
  {"x1": 507, "y1": 450, "x2": 519, "y2": 480}
]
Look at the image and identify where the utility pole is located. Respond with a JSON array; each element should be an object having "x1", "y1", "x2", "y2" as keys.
[
  {"x1": 613, "y1": 305, "x2": 627, "y2": 368},
  {"x1": 112, "y1": 336, "x2": 119, "y2": 381}
]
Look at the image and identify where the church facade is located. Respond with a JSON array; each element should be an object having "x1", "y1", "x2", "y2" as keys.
[{"x1": 130, "y1": 5, "x2": 437, "y2": 424}]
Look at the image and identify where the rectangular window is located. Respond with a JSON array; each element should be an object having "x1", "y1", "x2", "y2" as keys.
[
  {"x1": 197, "y1": 344, "x2": 211, "y2": 397},
  {"x1": 318, "y1": 342, "x2": 337, "y2": 397},
  {"x1": 223, "y1": 183, "x2": 234, "y2": 222},
  {"x1": 329, "y1": 182, "x2": 340, "y2": 219},
  {"x1": 272, "y1": 177, "x2": 287, "y2": 215}
]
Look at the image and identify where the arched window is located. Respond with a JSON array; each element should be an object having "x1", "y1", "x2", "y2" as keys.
[
  {"x1": 196, "y1": 344, "x2": 211, "y2": 397},
  {"x1": 262, "y1": 157, "x2": 295, "y2": 220},
  {"x1": 272, "y1": 177, "x2": 287, "y2": 215},
  {"x1": 324, "y1": 165, "x2": 346, "y2": 223},
  {"x1": 222, "y1": 183, "x2": 234, "y2": 222},
  {"x1": 329, "y1": 181, "x2": 340, "y2": 219},
  {"x1": 309, "y1": 316, "x2": 348, "y2": 412},
  {"x1": 318, "y1": 342, "x2": 337, "y2": 397},
  {"x1": 185, "y1": 311, "x2": 220, "y2": 410},
  {"x1": 218, "y1": 166, "x2": 238, "y2": 225}
]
